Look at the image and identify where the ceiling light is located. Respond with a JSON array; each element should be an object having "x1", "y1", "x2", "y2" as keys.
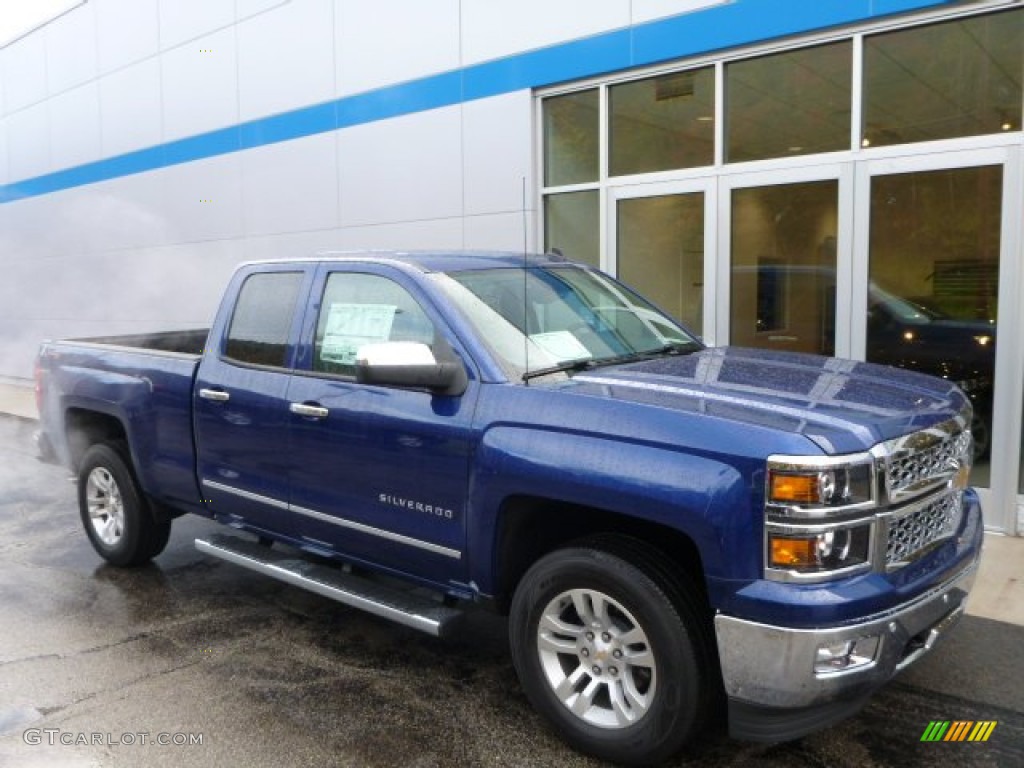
[
  {"x1": 861, "y1": 138, "x2": 872, "y2": 147},
  {"x1": 696, "y1": 115, "x2": 714, "y2": 122}
]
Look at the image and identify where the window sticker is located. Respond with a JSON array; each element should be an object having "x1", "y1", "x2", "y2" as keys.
[
  {"x1": 529, "y1": 331, "x2": 592, "y2": 363},
  {"x1": 321, "y1": 303, "x2": 397, "y2": 365}
]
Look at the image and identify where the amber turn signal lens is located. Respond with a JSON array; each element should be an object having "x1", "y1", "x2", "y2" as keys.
[
  {"x1": 770, "y1": 536, "x2": 818, "y2": 567},
  {"x1": 769, "y1": 473, "x2": 820, "y2": 504}
]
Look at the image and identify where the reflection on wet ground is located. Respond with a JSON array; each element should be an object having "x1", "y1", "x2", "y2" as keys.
[{"x1": 0, "y1": 417, "x2": 1021, "y2": 767}]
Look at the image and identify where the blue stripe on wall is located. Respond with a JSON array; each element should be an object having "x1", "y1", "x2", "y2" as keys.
[{"x1": 0, "y1": 0, "x2": 958, "y2": 205}]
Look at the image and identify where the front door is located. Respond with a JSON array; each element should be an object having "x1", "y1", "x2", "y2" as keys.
[
  {"x1": 853, "y1": 148, "x2": 1021, "y2": 531},
  {"x1": 285, "y1": 265, "x2": 477, "y2": 583}
]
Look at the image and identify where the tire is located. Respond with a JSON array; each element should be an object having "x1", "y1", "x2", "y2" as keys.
[
  {"x1": 509, "y1": 538, "x2": 715, "y2": 766},
  {"x1": 77, "y1": 442, "x2": 171, "y2": 566}
]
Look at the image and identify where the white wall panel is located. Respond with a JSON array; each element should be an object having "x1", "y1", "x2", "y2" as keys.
[
  {"x1": 461, "y1": 0, "x2": 629, "y2": 65},
  {"x1": 96, "y1": 0, "x2": 160, "y2": 75},
  {"x1": 49, "y1": 82, "x2": 102, "y2": 171},
  {"x1": 340, "y1": 218, "x2": 464, "y2": 251},
  {"x1": 237, "y1": 0, "x2": 335, "y2": 121},
  {"x1": 99, "y1": 59, "x2": 163, "y2": 157},
  {"x1": 161, "y1": 27, "x2": 238, "y2": 141},
  {"x1": 241, "y1": 132, "x2": 339, "y2": 236},
  {"x1": 238, "y1": 228, "x2": 347, "y2": 262},
  {"x1": 161, "y1": 153, "x2": 244, "y2": 243},
  {"x1": 463, "y1": 212, "x2": 537, "y2": 252},
  {"x1": 462, "y1": 91, "x2": 533, "y2": 216},
  {"x1": 0, "y1": 121, "x2": 8, "y2": 184},
  {"x1": 237, "y1": 0, "x2": 290, "y2": 22},
  {"x1": 159, "y1": 0, "x2": 235, "y2": 50},
  {"x1": 335, "y1": 0, "x2": 460, "y2": 96},
  {"x1": 3, "y1": 33, "x2": 48, "y2": 113},
  {"x1": 7, "y1": 104, "x2": 50, "y2": 181},
  {"x1": 60, "y1": 173, "x2": 170, "y2": 253},
  {"x1": 44, "y1": 2, "x2": 98, "y2": 95},
  {"x1": 0, "y1": 194, "x2": 65, "y2": 261},
  {"x1": 631, "y1": 0, "x2": 729, "y2": 25},
  {"x1": 338, "y1": 107, "x2": 462, "y2": 227},
  {"x1": 0, "y1": 258, "x2": 51, "y2": 377}
]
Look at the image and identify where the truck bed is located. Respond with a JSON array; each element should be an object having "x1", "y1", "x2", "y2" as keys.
[
  {"x1": 38, "y1": 330, "x2": 209, "y2": 513},
  {"x1": 63, "y1": 328, "x2": 209, "y2": 356}
]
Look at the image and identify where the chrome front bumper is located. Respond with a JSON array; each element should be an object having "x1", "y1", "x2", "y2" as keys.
[{"x1": 714, "y1": 559, "x2": 978, "y2": 711}]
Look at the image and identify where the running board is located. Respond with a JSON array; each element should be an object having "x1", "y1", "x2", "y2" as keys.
[{"x1": 195, "y1": 534, "x2": 463, "y2": 637}]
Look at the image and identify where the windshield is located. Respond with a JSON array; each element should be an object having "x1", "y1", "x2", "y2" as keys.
[{"x1": 431, "y1": 265, "x2": 701, "y2": 380}]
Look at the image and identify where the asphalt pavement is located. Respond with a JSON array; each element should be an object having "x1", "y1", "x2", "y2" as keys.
[{"x1": 0, "y1": 415, "x2": 1021, "y2": 768}]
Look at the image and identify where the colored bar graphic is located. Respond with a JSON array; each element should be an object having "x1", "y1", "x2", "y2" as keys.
[
  {"x1": 944, "y1": 721, "x2": 972, "y2": 741},
  {"x1": 921, "y1": 720, "x2": 997, "y2": 742},
  {"x1": 968, "y1": 721, "x2": 998, "y2": 742}
]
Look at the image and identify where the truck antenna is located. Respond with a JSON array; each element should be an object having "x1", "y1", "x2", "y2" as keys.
[{"x1": 522, "y1": 176, "x2": 530, "y2": 385}]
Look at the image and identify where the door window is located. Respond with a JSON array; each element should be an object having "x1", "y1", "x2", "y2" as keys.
[
  {"x1": 224, "y1": 272, "x2": 303, "y2": 367},
  {"x1": 617, "y1": 193, "x2": 705, "y2": 335},
  {"x1": 866, "y1": 165, "x2": 1002, "y2": 477},
  {"x1": 313, "y1": 273, "x2": 436, "y2": 377},
  {"x1": 730, "y1": 180, "x2": 839, "y2": 355}
]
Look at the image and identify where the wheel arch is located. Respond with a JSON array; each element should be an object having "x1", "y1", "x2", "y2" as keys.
[
  {"x1": 491, "y1": 496, "x2": 710, "y2": 615},
  {"x1": 64, "y1": 407, "x2": 128, "y2": 472}
]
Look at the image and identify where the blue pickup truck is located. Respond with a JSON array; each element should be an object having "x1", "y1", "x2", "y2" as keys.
[{"x1": 36, "y1": 252, "x2": 982, "y2": 765}]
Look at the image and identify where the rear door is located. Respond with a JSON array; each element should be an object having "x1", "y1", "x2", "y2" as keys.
[
  {"x1": 194, "y1": 266, "x2": 313, "y2": 534},
  {"x1": 284, "y1": 263, "x2": 478, "y2": 584}
]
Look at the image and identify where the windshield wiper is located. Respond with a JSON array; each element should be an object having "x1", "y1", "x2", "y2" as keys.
[
  {"x1": 522, "y1": 358, "x2": 596, "y2": 382},
  {"x1": 585, "y1": 341, "x2": 701, "y2": 369},
  {"x1": 521, "y1": 341, "x2": 699, "y2": 382}
]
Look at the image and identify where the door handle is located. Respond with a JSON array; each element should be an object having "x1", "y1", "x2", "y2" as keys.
[
  {"x1": 290, "y1": 402, "x2": 329, "y2": 420},
  {"x1": 199, "y1": 388, "x2": 230, "y2": 403}
]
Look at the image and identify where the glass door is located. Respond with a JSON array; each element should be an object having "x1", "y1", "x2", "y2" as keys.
[
  {"x1": 853, "y1": 148, "x2": 1022, "y2": 532},
  {"x1": 718, "y1": 164, "x2": 854, "y2": 357},
  {"x1": 609, "y1": 180, "x2": 716, "y2": 341}
]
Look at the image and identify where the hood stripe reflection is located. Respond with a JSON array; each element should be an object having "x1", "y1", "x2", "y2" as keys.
[{"x1": 574, "y1": 374, "x2": 877, "y2": 444}]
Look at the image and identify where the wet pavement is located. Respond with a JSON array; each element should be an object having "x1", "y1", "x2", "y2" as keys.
[{"x1": 0, "y1": 415, "x2": 1021, "y2": 768}]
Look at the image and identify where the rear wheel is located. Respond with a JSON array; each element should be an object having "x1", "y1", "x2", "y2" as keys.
[
  {"x1": 78, "y1": 442, "x2": 171, "y2": 566},
  {"x1": 509, "y1": 539, "x2": 714, "y2": 765}
]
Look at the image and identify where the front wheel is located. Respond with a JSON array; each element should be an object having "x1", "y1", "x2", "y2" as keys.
[
  {"x1": 509, "y1": 541, "x2": 714, "y2": 765},
  {"x1": 78, "y1": 442, "x2": 171, "y2": 567}
]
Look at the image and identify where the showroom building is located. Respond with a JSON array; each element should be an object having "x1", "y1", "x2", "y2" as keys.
[{"x1": 0, "y1": 0, "x2": 1021, "y2": 533}]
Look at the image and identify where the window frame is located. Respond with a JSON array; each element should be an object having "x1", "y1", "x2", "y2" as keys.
[{"x1": 221, "y1": 269, "x2": 306, "y2": 372}]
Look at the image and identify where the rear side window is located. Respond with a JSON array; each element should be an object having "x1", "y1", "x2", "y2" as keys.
[
  {"x1": 224, "y1": 272, "x2": 303, "y2": 367},
  {"x1": 314, "y1": 272, "x2": 436, "y2": 376}
]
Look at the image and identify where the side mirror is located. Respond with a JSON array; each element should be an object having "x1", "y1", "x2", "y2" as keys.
[{"x1": 355, "y1": 342, "x2": 467, "y2": 396}]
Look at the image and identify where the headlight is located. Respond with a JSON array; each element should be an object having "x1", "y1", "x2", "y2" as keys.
[
  {"x1": 765, "y1": 453, "x2": 877, "y2": 582},
  {"x1": 767, "y1": 524, "x2": 872, "y2": 574},
  {"x1": 766, "y1": 455, "x2": 875, "y2": 516}
]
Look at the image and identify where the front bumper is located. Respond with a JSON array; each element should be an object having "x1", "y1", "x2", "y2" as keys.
[{"x1": 715, "y1": 553, "x2": 978, "y2": 740}]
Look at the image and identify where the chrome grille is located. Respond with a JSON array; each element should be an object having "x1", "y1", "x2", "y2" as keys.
[
  {"x1": 884, "y1": 428, "x2": 971, "y2": 501},
  {"x1": 886, "y1": 491, "x2": 963, "y2": 566}
]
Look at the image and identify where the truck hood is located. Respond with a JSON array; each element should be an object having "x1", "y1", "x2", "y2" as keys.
[{"x1": 565, "y1": 346, "x2": 970, "y2": 455}]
